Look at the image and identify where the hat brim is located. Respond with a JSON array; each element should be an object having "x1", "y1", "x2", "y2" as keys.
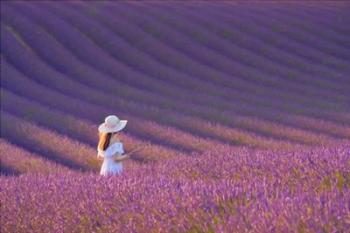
[{"x1": 98, "y1": 120, "x2": 127, "y2": 133}]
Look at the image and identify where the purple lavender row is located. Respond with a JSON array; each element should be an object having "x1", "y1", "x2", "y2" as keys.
[
  {"x1": 4, "y1": 2, "x2": 312, "y2": 122},
  {"x1": 1, "y1": 88, "x2": 229, "y2": 158},
  {"x1": 217, "y1": 2, "x2": 349, "y2": 43},
  {"x1": 174, "y1": 1, "x2": 349, "y2": 36},
  {"x1": 0, "y1": 44, "x2": 295, "y2": 148},
  {"x1": 3, "y1": 2, "x2": 350, "y2": 136},
  {"x1": 78, "y1": 2, "x2": 350, "y2": 124},
  {"x1": 71, "y1": 0, "x2": 342, "y2": 113},
  {"x1": 190, "y1": 2, "x2": 350, "y2": 76},
  {"x1": 49, "y1": 0, "x2": 350, "y2": 115},
  {"x1": 2, "y1": 15, "x2": 350, "y2": 146},
  {"x1": 32, "y1": 1, "x2": 296, "y2": 104},
  {"x1": 162, "y1": 3, "x2": 350, "y2": 86},
  {"x1": 1, "y1": 111, "x2": 100, "y2": 172},
  {"x1": 212, "y1": 2, "x2": 350, "y2": 60},
  {"x1": 2, "y1": 22, "x2": 342, "y2": 147},
  {"x1": 0, "y1": 68, "x2": 211, "y2": 159},
  {"x1": 95, "y1": 2, "x2": 345, "y2": 112},
  {"x1": 249, "y1": 4, "x2": 350, "y2": 47},
  {"x1": 38, "y1": 0, "x2": 350, "y2": 112},
  {"x1": 146, "y1": 3, "x2": 350, "y2": 88},
  {"x1": 215, "y1": 5, "x2": 347, "y2": 69},
  {"x1": 70, "y1": 2, "x2": 350, "y2": 123},
  {"x1": 119, "y1": 4, "x2": 350, "y2": 108},
  {"x1": 99, "y1": 2, "x2": 350, "y2": 102},
  {"x1": 0, "y1": 139, "x2": 71, "y2": 175},
  {"x1": 0, "y1": 62, "x2": 187, "y2": 161},
  {"x1": 2, "y1": 26, "x2": 348, "y2": 147},
  {"x1": 0, "y1": 64, "x2": 293, "y2": 152},
  {"x1": 3, "y1": 3, "x2": 275, "y2": 112},
  {"x1": 3, "y1": 55, "x2": 345, "y2": 151}
]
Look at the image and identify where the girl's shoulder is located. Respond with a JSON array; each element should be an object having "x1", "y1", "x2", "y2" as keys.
[
  {"x1": 100, "y1": 142, "x2": 123, "y2": 158},
  {"x1": 110, "y1": 141, "x2": 123, "y2": 147},
  {"x1": 108, "y1": 141, "x2": 124, "y2": 152}
]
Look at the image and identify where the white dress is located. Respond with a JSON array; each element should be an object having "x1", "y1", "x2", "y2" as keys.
[{"x1": 97, "y1": 142, "x2": 124, "y2": 176}]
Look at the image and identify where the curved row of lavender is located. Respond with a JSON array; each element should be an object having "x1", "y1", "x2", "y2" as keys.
[{"x1": 1, "y1": 1, "x2": 349, "y2": 232}]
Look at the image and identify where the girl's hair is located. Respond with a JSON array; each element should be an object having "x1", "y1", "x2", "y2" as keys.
[{"x1": 98, "y1": 132, "x2": 113, "y2": 151}]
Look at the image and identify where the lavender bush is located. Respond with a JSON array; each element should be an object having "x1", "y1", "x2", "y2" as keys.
[{"x1": 1, "y1": 145, "x2": 349, "y2": 232}]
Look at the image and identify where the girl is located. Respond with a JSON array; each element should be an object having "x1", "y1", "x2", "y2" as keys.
[{"x1": 97, "y1": 115, "x2": 130, "y2": 176}]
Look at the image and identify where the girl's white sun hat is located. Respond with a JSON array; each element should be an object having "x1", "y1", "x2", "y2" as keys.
[{"x1": 98, "y1": 115, "x2": 127, "y2": 133}]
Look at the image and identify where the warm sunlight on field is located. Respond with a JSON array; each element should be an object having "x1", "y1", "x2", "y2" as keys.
[{"x1": 1, "y1": 1, "x2": 349, "y2": 232}]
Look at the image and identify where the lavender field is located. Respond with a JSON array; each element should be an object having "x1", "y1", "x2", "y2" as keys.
[{"x1": 1, "y1": 1, "x2": 350, "y2": 232}]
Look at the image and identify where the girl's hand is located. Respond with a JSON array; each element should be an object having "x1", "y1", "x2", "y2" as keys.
[{"x1": 113, "y1": 153, "x2": 130, "y2": 162}]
